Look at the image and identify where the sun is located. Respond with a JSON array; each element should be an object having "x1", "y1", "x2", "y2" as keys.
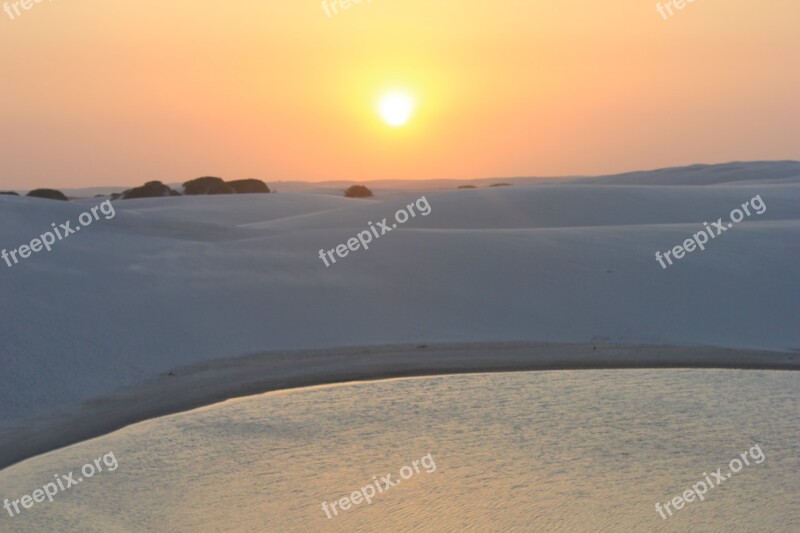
[{"x1": 378, "y1": 92, "x2": 415, "y2": 127}]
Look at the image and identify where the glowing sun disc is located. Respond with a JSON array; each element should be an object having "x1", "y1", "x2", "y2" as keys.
[{"x1": 378, "y1": 92, "x2": 414, "y2": 127}]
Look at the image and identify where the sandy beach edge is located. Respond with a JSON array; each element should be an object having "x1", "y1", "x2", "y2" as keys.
[{"x1": 1, "y1": 342, "x2": 798, "y2": 471}]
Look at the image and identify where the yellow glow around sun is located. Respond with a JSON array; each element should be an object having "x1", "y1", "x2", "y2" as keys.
[{"x1": 378, "y1": 92, "x2": 415, "y2": 127}]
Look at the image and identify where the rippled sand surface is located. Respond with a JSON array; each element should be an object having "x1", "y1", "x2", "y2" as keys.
[{"x1": 1, "y1": 369, "x2": 798, "y2": 532}]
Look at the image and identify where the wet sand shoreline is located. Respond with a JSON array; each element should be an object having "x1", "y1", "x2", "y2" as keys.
[{"x1": 1, "y1": 342, "x2": 797, "y2": 471}]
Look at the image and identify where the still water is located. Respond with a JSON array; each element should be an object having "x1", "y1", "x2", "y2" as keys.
[{"x1": 1, "y1": 369, "x2": 798, "y2": 532}]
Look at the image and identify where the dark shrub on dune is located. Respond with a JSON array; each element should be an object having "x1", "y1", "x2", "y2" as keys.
[
  {"x1": 344, "y1": 185, "x2": 373, "y2": 198},
  {"x1": 122, "y1": 181, "x2": 181, "y2": 200},
  {"x1": 227, "y1": 179, "x2": 271, "y2": 194},
  {"x1": 183, "y1": 176, "x2": 234, "y2": 195},
  {"x1": 488, "y1": 183, "x2": 511, "y2": 187},
  {"x1": 0, "y1": 191, "x2": 20, "y2": 196},
  {"x1": 27, "y1": 189, "x2": 68, "y2": 201}
]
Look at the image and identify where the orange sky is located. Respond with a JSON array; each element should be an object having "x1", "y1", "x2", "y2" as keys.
[{"x1": 1, "y1": 0, "x2": 798, "y2": 189}]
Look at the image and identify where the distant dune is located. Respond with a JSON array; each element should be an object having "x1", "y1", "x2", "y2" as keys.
[
  {"x1": 50, "y1": 160, "x2": 800, "y2": 197},
  {"x1": 1, "y1": 161, "x2": 798, "y2": 464}
]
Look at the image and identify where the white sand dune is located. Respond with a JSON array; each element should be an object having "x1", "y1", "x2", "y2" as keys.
[{"x1": 1, "y1": 161, "x2": 798, "y2": 465}]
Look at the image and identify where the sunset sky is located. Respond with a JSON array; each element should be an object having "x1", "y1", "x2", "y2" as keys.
[{"x1": 1, "y1": 0, "x2": 798, "y2": 189}]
